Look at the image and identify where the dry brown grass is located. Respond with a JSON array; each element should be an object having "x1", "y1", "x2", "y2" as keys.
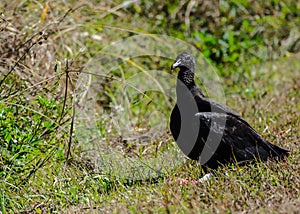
[{"x1": 0, "y1": 1, "x2": 299, "y2": 213}]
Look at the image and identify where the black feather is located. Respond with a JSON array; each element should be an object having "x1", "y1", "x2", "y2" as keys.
[{"x1": 170, "y1": 52, "x2": 289, "y2": 170}]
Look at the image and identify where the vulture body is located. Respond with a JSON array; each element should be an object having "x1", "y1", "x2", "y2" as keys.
[{"x1": 170, "y1": 52, "x2": 289, "y2": 171}]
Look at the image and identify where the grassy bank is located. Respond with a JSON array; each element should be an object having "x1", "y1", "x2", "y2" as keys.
[{"x1": 0, "y1": 1, "x2": 299, "y2": 213}]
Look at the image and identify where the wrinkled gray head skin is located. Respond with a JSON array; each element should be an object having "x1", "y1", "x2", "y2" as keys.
[
  {"x1": 171, "y1": 51, "x2": 196, "y2": 72},
  {"x1": 172, "y1": 52, "x2": 196, "y2": 86}
]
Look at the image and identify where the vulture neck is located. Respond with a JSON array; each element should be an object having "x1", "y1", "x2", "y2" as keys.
[{"x1": 176, "y1": 68, "x2": 195, "y2": 91}]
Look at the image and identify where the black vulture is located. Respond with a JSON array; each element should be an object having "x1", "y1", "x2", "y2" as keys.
[{"x1": 170, "y1": 52, "x2": 289, "y2": 179}]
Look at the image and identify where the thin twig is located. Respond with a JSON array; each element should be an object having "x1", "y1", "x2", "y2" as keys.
[
  {"x1": 59, "y1": 59, "x2": 69, "y2": 124},
  {"x1": 66, "y1": 100, "x2": 75, "y2": 162},
  {"x1": 0, "y1": 41, "x2": 39, "y2": 88}
]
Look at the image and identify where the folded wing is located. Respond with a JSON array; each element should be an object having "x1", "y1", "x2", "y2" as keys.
[{"x1": 194, "y1": 112, "x2": 289, "y2": 168}]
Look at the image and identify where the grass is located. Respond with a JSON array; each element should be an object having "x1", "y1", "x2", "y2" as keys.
[
  {"x1": 69, "y1": 56, "x2": 300, "y2": 213},
  {"x1": 0, "y1": 0, "x2": 299, "y2": 213}
]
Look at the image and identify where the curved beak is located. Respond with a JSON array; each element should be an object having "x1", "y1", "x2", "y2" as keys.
[{"x1": 171, "y1": 59, "x2": 181, "y2": 71}]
